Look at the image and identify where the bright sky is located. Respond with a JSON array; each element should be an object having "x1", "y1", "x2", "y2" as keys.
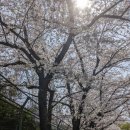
[{"x1": 75, "y1": 0, "x2": 91, "y2": 9}]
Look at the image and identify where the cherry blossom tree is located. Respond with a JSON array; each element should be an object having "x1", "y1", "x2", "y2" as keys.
[{"x1": 1, "y1": 0, "x2": 130, "y2": 130}]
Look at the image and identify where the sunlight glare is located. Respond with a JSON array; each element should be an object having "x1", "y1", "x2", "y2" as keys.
[{"x1": 75, "y1": 0, "x2": 91, "y2": 9}]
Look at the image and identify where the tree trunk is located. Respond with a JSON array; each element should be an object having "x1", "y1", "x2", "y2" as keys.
[
  {"x1": 48, "y1": 90, "x2": 54, "y2": 130},
  {"x1": 72, "y1": 118, "x2": 80, "y2": 130},
  {"x1": 38, "y1": 74, "x2": 48, "y2": 130}
]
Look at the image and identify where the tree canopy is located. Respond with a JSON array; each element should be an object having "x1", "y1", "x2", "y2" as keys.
[{"x1": 1, "y1": 0, "x2": 130, "y2": 130}]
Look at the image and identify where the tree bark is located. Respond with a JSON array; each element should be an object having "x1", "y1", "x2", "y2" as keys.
[
  {"x1": 72, "y1": 118, "x2": 80, "y2": 130},
  {"x1": 48, "y1": 90, "x2": 54, "y2": 130},
  {"x1": 38, "y1": 74, "x2": 48, "y2": 130},
  {"x1": 72, "y1": 93, "x2": 87, "y2": 130}
]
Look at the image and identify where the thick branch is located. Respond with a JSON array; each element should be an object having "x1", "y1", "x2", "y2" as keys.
[
  {"x1": 54, "y1": 34, "x2": 74, "y2": 65},
  {"x1": 102, "y1": 15, "x2": 130, "y2": 22}
]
